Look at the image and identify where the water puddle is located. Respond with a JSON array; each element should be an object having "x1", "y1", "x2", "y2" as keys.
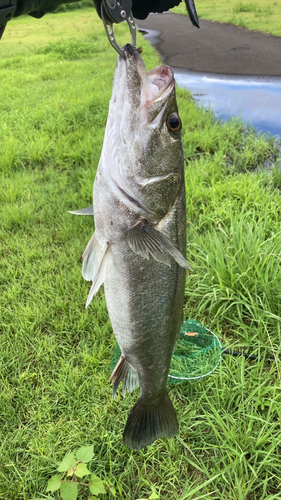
[
  {"x1": 140, "y1": 28, "x2": 281, "y2": 137},
  {"x1": 174, "y1": 69, "x2": 281, "y2": 137}
]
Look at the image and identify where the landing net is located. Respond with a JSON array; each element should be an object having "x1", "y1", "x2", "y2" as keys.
[{"x1": 111, "y1": 319, "x2": 222, "y2": 383}]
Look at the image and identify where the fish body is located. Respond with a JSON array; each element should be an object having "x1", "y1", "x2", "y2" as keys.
[{"x1": 83, "y1": 45, "x2": 190, "y2": 449}]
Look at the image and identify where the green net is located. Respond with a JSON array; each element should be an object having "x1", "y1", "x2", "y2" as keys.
[
  {"x1": 168, "y1": 319, "x2": 222, "y2": 382},
  {"x1": 110, "y1": 319, "x2": 222, "y2": 383}
]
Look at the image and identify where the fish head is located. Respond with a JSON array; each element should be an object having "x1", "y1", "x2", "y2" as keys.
[
  {"x1": 111, "y1": 43, "x2": 182, "y2": 147},
  {"x1": 104, "y1": 44, "x2": 184, "y2": 218}
]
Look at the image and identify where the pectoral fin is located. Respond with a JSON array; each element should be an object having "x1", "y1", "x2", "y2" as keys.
[
  {"x1": 82, "y1": 233, "x2": 112, "y2": 307},
  {"x1": 127, "y1": 219, "x2": 192, "y2": 270},
  {"x1": 68, "y1": 206, "x2": 94, "y2": 216}
]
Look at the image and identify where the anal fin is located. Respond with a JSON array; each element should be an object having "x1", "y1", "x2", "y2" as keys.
[
  {"x1": 110, "y1": 355, "x2": 139, "y2": 398},
  {"x1": 127, "y1": 219, "x2": 192, "y2": 270}
]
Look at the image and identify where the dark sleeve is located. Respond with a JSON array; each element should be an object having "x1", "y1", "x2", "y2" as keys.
[{"x1": 132, "y1": 0, "x2": 181, "y2": 20}]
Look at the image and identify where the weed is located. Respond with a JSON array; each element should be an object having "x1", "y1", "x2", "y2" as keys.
[
  {"x1": 173, "y1": 0, "x2": 281, "y2": 37},
  {"x1": 54, "y1": 0, "x2": 94, "y2": 13},
  {"x1": 270, "y1": 165, "x2": 281, "y2": 190},
  {"x1": 36, "y1": 38, "x2": 100, "y2": 60},
  {"x1": 46, "y1": 445, "x2": 115, "y2": 499},
  {"x1": 233, "y1": 2, "x2": 258, "y2": 12},
  {"x1": 233, "y1": 2, "x2": 273, "y2": 16},
  {"x1": 0, "y1": 9, "x2": 281, "y2": 500}
]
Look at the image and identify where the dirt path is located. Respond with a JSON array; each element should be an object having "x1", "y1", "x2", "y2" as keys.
[{"x1": 137, "y1": 12, "x2": 281, "y2": 76}]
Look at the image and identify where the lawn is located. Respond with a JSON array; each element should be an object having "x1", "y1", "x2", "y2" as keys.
[
  {"x1": 173, "y1": 0, "x2": 281, "y2": 37},
  {"x1": 1, "y1": 9, "x2": 281, "y2": 500}
]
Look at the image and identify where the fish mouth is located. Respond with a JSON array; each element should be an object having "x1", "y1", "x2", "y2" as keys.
[{"x1": 123, "y1": 44, "x2": 175, "y2": 104}]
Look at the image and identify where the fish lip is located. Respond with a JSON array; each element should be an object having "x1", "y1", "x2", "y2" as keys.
[
  {"x1": 123, "y1": 43, "x2": 138, "y2": 58},
  {"x1": 122, "y1": 44, "x2": 175, "y2": 104}
]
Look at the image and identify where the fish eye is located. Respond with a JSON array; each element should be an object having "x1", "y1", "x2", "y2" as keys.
[{"x1": 167, "y1": 113, "x2": 181, "y2": 132}]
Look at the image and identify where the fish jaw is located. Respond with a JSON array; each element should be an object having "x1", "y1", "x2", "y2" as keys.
[{"x1": 111, "y1": 44, "x2": 176, "y2": 128}]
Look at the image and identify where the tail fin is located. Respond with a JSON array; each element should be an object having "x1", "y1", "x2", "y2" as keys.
[{"x1": 123, "y1": 392, "x2": 178, "y2": 450}]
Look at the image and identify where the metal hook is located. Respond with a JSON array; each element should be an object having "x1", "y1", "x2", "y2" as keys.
[
  {"x1": 127, "y1": 13, "x2": 137, "y2": 47},
  {"x1": 101, "y1": 3, "x2": 136, "y2": 59}
]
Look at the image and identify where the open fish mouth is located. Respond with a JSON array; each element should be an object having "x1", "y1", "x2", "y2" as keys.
[
  {"x1": 108, "y1": 45, "x2": 177, "y2": 139},
  {"x1": 122, "y1": 44, "x2": 175, "y2": 105},
  {"x1": 146, "y1": 65, "x2": 175, "y2": 103}
]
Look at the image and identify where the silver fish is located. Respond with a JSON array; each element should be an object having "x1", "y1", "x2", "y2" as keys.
[{"x1": 82, "y1": 44, "x2": 191, "y2": 450}]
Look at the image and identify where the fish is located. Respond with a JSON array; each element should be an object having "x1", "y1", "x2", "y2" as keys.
[{"x1": 82, "y1": 44, "x2": 191, "y2": 450}]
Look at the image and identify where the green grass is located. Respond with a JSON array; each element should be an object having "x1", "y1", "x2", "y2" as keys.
[
  {"x1": 173, "y1": 0, "x2": 281, "y2": 37},
  {"x1": 1, "y1": 9, "x2": 281, "y2": 500}
]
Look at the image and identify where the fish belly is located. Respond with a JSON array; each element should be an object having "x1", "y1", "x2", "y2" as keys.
[{"x1": 104, "y1": 187, "x2": 186, "y2": 449}]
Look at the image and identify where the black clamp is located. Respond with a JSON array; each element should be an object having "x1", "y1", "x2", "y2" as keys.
[
  {"x1": 100, "y1": 0, "x2": 136, "y2": 58},
  {"x1": 101, "y1": 0, "x2": 132, "y2": 24},
  {"x1": 0, "y1": 0, "x2": 16, "y2": 39}
]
